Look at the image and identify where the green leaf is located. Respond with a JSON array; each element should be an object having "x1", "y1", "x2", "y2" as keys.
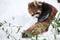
[
  {"x1": 43, "y1": 38, "x2": 46, "y2": 40},
  {"x1": 9, "y1": 23, "x2": 11, "y2": 26},
  {"x1": 57, "y1": 29, "x2": 60, "y2": 32},
  {"x1": 4, "y1": 20, "x2": 7, "y2": 23},
  {"x1": 7, "y1": 34, "x2": 10, "y2": 39},
  {"x1": 2, "y1": 28, "x2": 4, "y2": 31},
  {"x1": 59, "y1": 18, "x2": 60, "y2": 21},
  {"x1": 12, "y1": 17, "x2": 15, "y2": 20},
  {"x1": 24, "y1": 32, "x2": 32, "y2": 38},
  {"x1": 6, "y1": 29, "x2": 8, "y2": 34},
  {"x1": 0, "y1": 22, "x2": 3, "y2": 27},
  {"x1": 57, "y1": 23, "x2": 60, "y2": 27},
  {"x1": 51, "y1": 24, "x2": 55, "y2": 28},
  {"x1": 36, "y1": 33, "x2": 38, "y2": 40},
  {"x1": 16, "y1": 28, "x2": 20, "y2": 33}
]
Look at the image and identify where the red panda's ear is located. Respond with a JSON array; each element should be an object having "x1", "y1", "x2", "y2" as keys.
[
  {"x1": 28, "y1": 2, "x2": 36, "y2": 15},
  {"x1": 28, "y1": 3, "x2": 34, "y2": 15},
  {"x1": 28, "y1": 3, "x2": 31, "y2": 14}
]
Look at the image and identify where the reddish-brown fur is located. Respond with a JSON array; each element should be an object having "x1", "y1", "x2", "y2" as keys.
[{"x1": 22, "y1": 2, "x2": 58, "y2": 37}]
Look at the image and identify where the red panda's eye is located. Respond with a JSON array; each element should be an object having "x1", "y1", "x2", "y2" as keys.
[
  {"x1": 36, "y1": 12, "x2": 39, "y2": 14},
  {"x1": 35, "y1": 12, "x2": 40, "y2": 15}
]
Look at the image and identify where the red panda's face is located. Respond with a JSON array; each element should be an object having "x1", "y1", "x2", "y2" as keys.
[{"x1": 28, "y1": 2, "x2": 42, "y2": 18}]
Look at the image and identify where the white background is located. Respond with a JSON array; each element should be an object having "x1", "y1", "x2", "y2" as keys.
[{"x1": 0, "y1": 0, "x2": 60, "y2": 40}]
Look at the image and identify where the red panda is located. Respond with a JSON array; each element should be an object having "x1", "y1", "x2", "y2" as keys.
[{"x1": 22, "y1": 1, "x2": 58, "y2": 38}]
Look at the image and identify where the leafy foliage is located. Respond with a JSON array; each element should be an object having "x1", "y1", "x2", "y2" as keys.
[
  {"x1": 0, "y1": 22, "x2": 3, "y2": 27},
  {"x1": 25, "y1": 13, "x2": 60, "y2": 40},
  {"x1": 52, "y1": 13, "x2": 60, "y2": 33}
]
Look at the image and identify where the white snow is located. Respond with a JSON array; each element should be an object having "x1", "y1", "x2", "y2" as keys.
[{"x1": 0, "y1": 0, "x2": 60, "y2": 40}]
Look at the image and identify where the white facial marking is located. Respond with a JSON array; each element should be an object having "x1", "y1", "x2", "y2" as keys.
[
  {"x1": 37, "y1": 10, "x2": 41, "y2": 13},
  {"x1": 33, "y1": 14, "x2": 39, "y2": 18},
  {"x1": 38, "y1": 3, "x2": 42, "y2": 5}
]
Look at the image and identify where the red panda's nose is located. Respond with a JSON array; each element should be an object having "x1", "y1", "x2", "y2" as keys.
[{"x1": 32, "y1": 13, "x2": 35, "y2": 16}]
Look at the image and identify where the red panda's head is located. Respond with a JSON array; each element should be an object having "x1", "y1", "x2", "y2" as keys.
[{"x1": 28, "y1": 2, "x2": 42, "y2": 18}]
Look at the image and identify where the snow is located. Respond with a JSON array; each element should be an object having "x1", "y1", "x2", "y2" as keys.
[{"x1": 0, "y1": 0, "x2": 60, "y2": 40}]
